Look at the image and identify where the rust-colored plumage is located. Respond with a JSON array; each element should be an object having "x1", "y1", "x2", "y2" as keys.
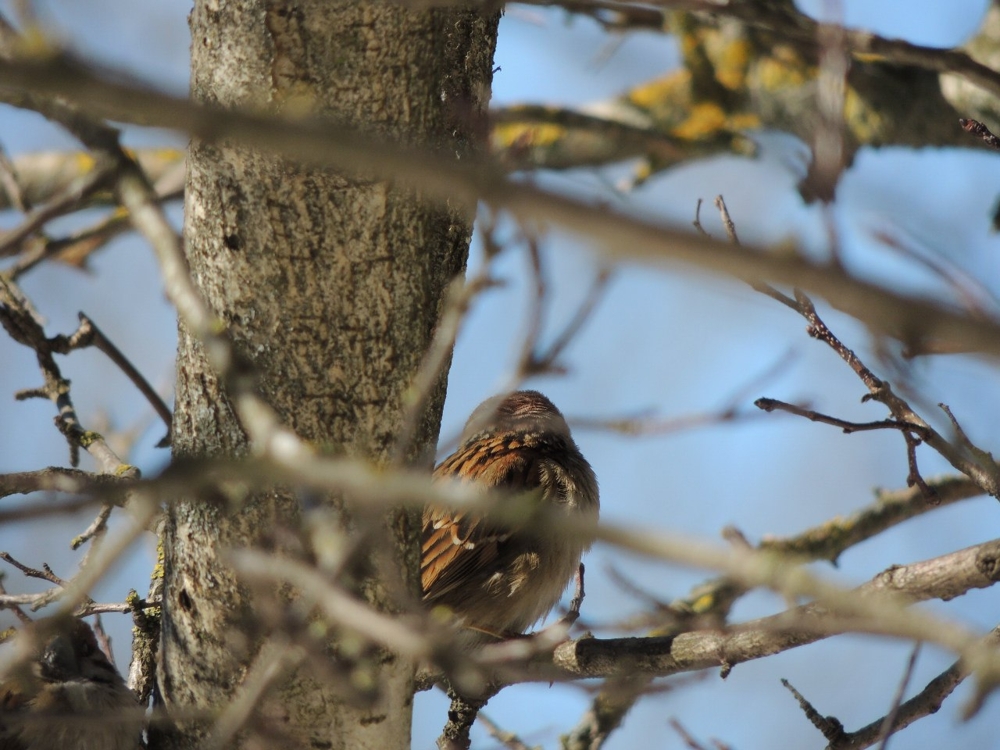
[{"x1": 421, "y1": 391, "x2": 599, "y2": 641}]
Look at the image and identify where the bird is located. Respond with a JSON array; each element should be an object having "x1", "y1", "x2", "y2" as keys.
[
  {"x1": 0, "y1": 618, "x2": 142, "y2": 750},
  {"x1": 421, "y1": 390, "x2": 599, "y2": 642}
]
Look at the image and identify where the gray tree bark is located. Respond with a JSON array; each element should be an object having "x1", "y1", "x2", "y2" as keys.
[{"x1": 156, "y1": 2, "x2": 498, "y2": 747}]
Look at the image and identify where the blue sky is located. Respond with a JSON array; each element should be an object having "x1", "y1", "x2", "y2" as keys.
[{"x1": 2, "y1": 1, "x2": 1000, "y2": 748}]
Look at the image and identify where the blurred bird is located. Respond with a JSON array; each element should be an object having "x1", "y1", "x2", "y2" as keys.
[{"x1": 0, "y1": 619, "x2": 142, "y2": 750}]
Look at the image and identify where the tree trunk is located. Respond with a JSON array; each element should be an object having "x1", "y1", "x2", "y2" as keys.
[{"x1": 155, "y1": 2, "x2": 498, "y2": 747}]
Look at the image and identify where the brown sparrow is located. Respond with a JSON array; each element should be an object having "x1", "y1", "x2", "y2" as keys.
[
  {"x1": 422, "y1": 390, "x2": 599, "y2": 641},
  {"x1": 0, "y1": 619, "x2": 142, "y2": 750}
]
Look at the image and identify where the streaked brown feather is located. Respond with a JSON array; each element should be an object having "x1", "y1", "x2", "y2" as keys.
[
  {"x1": 422, "y1": 435, "x2": 541, "y2": 601},
  {"x1": 420, "y1": 391, "x2": 598, "y2": 639}
]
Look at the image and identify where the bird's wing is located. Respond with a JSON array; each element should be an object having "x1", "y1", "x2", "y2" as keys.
[{"x1": 421, "y1": 435, "x2": 544, "y2": 602}]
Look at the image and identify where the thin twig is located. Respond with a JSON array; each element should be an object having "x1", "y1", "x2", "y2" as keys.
[
  {"x1": 71, "y1": 503, "x2": 114, "y2": 550},
  {"x1": 668, "y1": 717, "x2": 714, "y2": 750},
  {"x1": 91, "y1": 614, "x2": 115, "y2": 668},
  {"x1": 2, "y1": 273, "x2": 140, "y2": 475},
  {"x1": 0, "y1": 142, "x2": 27, "y2": 212},
  {"x1": 8, "y1": 185, "x2": 183, "y2": 279},
  {"x1": 876, "y1": 643, "x2": 921, "y2": 750},
  {"x1": 514, "y1": 235, "x2": 547, "y2": 377},
  {"x1": 959, "y1": 118, "x2": 1000, "y2": 151},
  {"x1": 714, "y1": 195, "x2": 739, "y2": 245},
  {"x1": 782, "y1": 678, "x2": 846, "y2": 743},
  {"x1": 58, "y1": 312, "x2": 173, "y2": 443},
  {"x1": 574, "y1": 349, "x2": 799, "y2": 436},
  {"x1": 534, "y1": 267, "x2": 613, "y2": 371},
  {"x1": 752, "y1": 283, "x2": 1000, "y2": 498},
  {"x1": 0, "y1": 155, "x2": 115, "y2": 257},
  {"x1": 826, "y1": 629, "x2": 999, "y2": 749},
  {"x1": 692, "y1": 198, "x2": 706, "y2": 236},
  {"x1": 0, "y1": 551, "x2": 67, "y2": 586},
  {"x1": 0, "y1": 577, "x2": 30, "y2": 624},
  {"x1": 712, "y1": 195, "x2": 800, "y2": 310},
  {"x1": 477, "y1": 712, "x2": 533, "y2": 750},
  {"x1": 901, "y1": 432, "x2": 937, "y2": 503},
  {"x1": 393, "y1": 267, "x2": 500, "y2": 463},
  {"x1": 78, "y1": 598, "x2": 158, "y2": 616},
  {"x1": 754, "y1": 398, "x2": 928, "y2": 437}
]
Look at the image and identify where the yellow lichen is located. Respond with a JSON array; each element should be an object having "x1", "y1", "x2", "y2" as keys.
[
  {"x1": 728, "y1": 112, "x2": 762, "y2": 132},
  {"x1": 714, "y1": 38, "x2": 753, "y2": 91},
  {"x1": 492, "y1": 122, "x2": 567, "y2": 149},
  {"x1": 627, "y1": 70, "x2": 692, "y2": 111},
  {"x1": 671, "y1": 102, "x2": 727, "y2": 140},
  {"x1": 844, "y1": 87, "x2": 885, "y2": 142},
  {"x1": 690, "y1": 591, "x2": 718, "y2": 613},
  {"x1": 73, "y1": 151, "x2": 96, "y2": 173},
  {"x1": 78, "y1": 430, "x2": 102, "y2": 448},
  {"x1": 754, "y1": 50, "x2": 814, "y2": 90}
]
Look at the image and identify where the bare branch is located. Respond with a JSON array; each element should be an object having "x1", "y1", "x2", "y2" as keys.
[
  {"x1": 531, "y1": 537, "x2": 1000, "y2": 684},
  {"x1": 2, "y1": 55, "x2": 1000, "y2": 364},
  {"x1": 0, "y1": 155, "x2": 115, "y2": 257},
  {"x1": 755, "y1": 288, "x2": 1000, "y2": 498},
  {"x1": 0, "y1": 466, "x2": 128, "y2": 499}
]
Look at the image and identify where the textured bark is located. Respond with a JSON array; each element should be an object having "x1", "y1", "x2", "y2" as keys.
[{"x1": 157, "y1": 2, "x2": 498, "y2": 748}]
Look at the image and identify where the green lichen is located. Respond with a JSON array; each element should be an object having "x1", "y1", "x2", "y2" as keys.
[{"x1": 77, "y1": 430, "x2": 103, "y2": 448}]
